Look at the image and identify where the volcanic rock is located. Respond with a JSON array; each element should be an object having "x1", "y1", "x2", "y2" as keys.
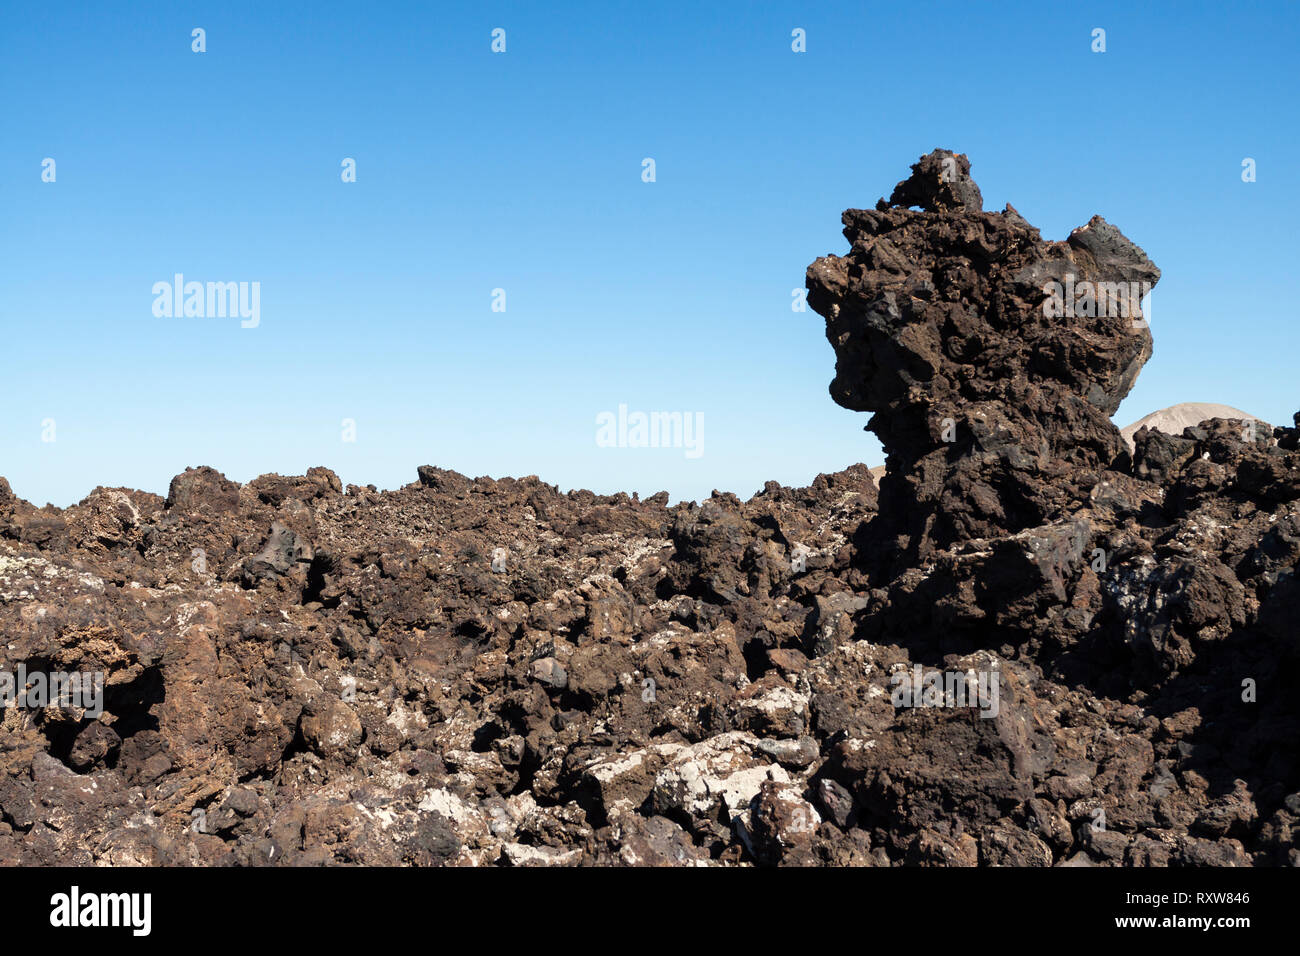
[{"x1": 0, "y1": 151, "x2": 1296, "y2": 867}]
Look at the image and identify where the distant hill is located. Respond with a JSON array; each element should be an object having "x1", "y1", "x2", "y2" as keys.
[{"x1": 1120, "y1": 402, "x2": 1267, "y2": 452}]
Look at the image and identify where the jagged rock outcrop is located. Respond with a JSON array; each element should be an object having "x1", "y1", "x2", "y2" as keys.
[
  {"x1": 804, "y1": 150, "x2": 1300, "y2": 865},
  {"x1": 808, "y1": 148, "x2": 1160, "y2": 564},
  {"x1": 0, "y1": 152, "x2": 1295, "y2": 867}
]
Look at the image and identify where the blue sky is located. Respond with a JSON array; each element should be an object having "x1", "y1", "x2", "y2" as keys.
[{"x1": 2, "y1": 1, "x2": 1297, "y2": 507}]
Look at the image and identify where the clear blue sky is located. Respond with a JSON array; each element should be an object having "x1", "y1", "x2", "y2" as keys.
[{"x1": 3, "y1": 1, "x2": 1296, "y2": 507}]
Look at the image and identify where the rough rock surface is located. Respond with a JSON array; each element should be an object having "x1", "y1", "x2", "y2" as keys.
[{"x1": 1, "y1": 151, "x2": 1296, "y2": 866}]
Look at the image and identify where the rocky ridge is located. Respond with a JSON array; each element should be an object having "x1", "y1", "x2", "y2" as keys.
[{"x1": 0, "y1": 151, "x2": 1296, "y2": 866}]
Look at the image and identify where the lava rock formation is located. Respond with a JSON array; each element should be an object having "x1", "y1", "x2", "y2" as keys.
[{"x1": 0, "y1": 152, "x2": 1296, "y2": 866}]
